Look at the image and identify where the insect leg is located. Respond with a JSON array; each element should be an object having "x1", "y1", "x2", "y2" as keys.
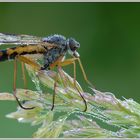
[
  {"x1": 77, "y1": 58, "x2": 95, "y2": 89},
  {"x1": 13, "y1": 58, "x2": 35, "y2": 110},
  {"x1": 51, "y1": 71, "x2": 58, "y2": 111},
  {"x1": 21, "y1": 62, "x2": 27, "y2": 89},
  {"x1": 56, "y1": 58, "x2": 87, "y2": 111},
  {"x1": 13, "y1": 59, "x2": 17, "y2": 91},
  {"x1": 58, "y1": 58, "x2": 95, "y2": 89},
  {"x1": 16, "y1": 55, "x2": 41, "y2": 71},
  {"x1": 72, "y1": 60, "x2": 87, "y2": 111},
  {"x1": 49, "y1": 57, "x2": 67, "y2": 87}
]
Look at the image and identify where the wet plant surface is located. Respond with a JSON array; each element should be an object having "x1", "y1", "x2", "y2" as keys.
[{"x1": 1, "y1": 64, "x2": 140, "y2": 138}]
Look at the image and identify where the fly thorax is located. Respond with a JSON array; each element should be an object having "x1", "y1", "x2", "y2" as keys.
[{"x1": 43, "y1": 46, "x2": 67, "y2": 69}]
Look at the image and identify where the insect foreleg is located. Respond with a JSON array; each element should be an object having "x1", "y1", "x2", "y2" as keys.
[
  {"x1": 54, "y1": 58, "x2": 88, "y2": 111},
  {"x1": 54, "y1": 57, "x2": 94, "y2": 88},
  {"x1": 76, "y1": 58, "x2": 95, "y2": 89}
]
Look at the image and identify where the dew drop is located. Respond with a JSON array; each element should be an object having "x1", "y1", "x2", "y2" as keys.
[{"x1": 18, "y1": 117, "x2": 24, "y2": 122}]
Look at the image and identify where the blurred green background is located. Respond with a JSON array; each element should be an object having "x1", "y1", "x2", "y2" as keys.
[{"x1": 0, "y1": 2, "x2": 140, "y2": 137}]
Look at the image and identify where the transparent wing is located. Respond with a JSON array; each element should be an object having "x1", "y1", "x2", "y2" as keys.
[{"x1": 0, "y1": 33, "x2": 42, "y2": 46}]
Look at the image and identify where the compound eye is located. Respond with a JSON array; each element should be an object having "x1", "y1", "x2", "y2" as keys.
[{"x1": 68, "y1": 38, "x2": 80, "y2": 51}]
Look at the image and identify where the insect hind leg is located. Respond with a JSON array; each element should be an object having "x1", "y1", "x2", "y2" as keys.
[
  {"x1": 13, "y1": 57, "x2": 35, "y2": 110},
  {"x1": 21, "y1": 62, "x2": 27, "y2": 89}
]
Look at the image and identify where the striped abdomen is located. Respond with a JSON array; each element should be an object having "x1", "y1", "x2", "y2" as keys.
[{"x1": 0, "y1": 45, "x2": 46, "y2": 62}]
